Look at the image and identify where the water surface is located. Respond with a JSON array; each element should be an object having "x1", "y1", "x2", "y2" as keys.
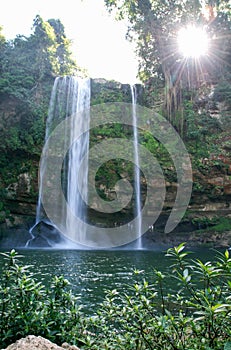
[{"x1": 0, "y1": 248, "x2": 221, "y2": 314}]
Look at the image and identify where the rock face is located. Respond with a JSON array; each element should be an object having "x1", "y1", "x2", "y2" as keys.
[
  {"x1": 0, "y1": 78, "x2": 231, "y2": 248},
  {"x1": 1, "y1": 335, "x2": 80, "y2": 350}
]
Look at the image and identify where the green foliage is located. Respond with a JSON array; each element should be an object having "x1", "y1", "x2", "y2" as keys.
[
  {"x1": 104, "y1": 0, "x2": 231, "y2": 133},
  {"x1": 1, "y1": 246, "x2": 231, "y2": 349},
  {"x1": 0, "y1": 250, "x2": 84, "y2": 348},
  {"x1": 208, "y1": 217, "x2": 231, "y2": 233},
  {"x1": 90, "y1": 80, "x2": 131, "y2": 105},
  {"x1": 184, "y1": 99, "x2": 221, "y2": 143},
  {"x1": 31, "y1": 15, "x2": 78, "y2": 78},
  {"x1": 0, "y1": 11, "x2": 230, "y2": 211},
  {"x1": 213, "y1": 79, "x2": 231, "y2": 107},
  {"x1": 192, "y1": 216, "x2": 220, "y2": 229},
  {"x1": 213, "y1": 78, "x2": 231, "y2": 128},
  {"x1": 140, "y1": 130, "x2": 159, "y2": 153},
  {"x1": 84, "y1": 244, "x2": 231, "y2": 349},
  {"x1": 0, "y1": 26, "x2": 5, "y2": 46},
  {"x1": 0, "y1": 15, "x2": 83, "y2": 201},
  {"x1": 0, "y1": 14, "x2": 80, "y2": 105},
  {"x1": 191, "y1": 217, "x2": 231, "y2": 234},
  {"x1": 0, "y1": 200, "x2": 13, "y2": 224}
]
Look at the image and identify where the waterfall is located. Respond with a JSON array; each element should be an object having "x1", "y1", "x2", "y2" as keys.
[
  {"x1": 28, "y1": 76, "x2": 91, "y2": 247},
  {"x1": 130, "y1": 85, "x2": 142, "y2": 249},
  {"x1": 65, "y1": 77, "x2": 91, "y2": 243},
  {"x1": 28, "y1": 78, "x2": 144, "y2": 249}
]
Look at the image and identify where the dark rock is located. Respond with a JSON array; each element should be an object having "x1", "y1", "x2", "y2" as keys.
[
  {"x1": 27, "y1": 221, "x2": 64, "y2": 247},
  {"x1": 0, "y1": 226, "x2": 31, "y2": 248}
]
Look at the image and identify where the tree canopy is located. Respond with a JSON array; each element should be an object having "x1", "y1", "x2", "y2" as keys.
[
  {"x1": 0, "y1": 16, "x2": 83, "y2": 160},
  {"x1": 0, "y1": 15, "x2": 80, "y2": 98},
  {"x1": 104, "y1": 0, "x2": 231, "y2": 133}
]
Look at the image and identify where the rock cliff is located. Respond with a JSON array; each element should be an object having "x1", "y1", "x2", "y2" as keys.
[{"x1": 0, "y1": 78, "x2": 230, "y2": 248}]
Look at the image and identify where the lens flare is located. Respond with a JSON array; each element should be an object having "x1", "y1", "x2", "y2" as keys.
[{"x1": 177, "y1": 25, "x2": 208, "y2": 58}]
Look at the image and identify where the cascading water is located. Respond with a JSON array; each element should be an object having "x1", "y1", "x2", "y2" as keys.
[
  {"x1": 130, "y1": 85, "x2": 142, "y2": 249},
  {"x1": 65, "y1": 77, "x2": 91, "y2": 244},
  {"x1": 28, "y1": 78, "x2": 144, "y2": 249},
  {"x1": 28, "y1": 76, "x2": 91, "y2": 247}
]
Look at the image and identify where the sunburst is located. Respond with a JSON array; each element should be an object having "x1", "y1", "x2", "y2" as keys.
[{"x1": 177, "y1": 25, "x2": 209, "y2": 58}]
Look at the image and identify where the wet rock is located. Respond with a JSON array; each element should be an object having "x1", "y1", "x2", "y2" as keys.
[
  {"x1": 26, "y1": 221, "x2": 65, "y2": 247},
  {"x1": 0, "y1": 226, "x2": 31, "y2": 248}
]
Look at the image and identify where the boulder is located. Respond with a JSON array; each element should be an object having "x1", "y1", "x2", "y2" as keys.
[{"x1": 1, "y1": 335, "x2": 80, "y2": 350}]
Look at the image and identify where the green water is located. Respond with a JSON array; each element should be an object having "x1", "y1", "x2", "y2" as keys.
[{"x1": 0, "y1": 248, "x2": 221, "y2": 314}]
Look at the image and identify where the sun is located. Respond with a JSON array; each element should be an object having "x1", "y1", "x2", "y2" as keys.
[{"x1": 177, "y1": 25, "x2": 209, "y2": 58}]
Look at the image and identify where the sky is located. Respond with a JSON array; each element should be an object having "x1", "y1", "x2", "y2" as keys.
[{"x1": 0, "y1": 0, "x2": 139, "y2": 83}]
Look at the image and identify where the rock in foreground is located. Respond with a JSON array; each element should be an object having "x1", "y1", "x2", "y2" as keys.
[{"x1": 1, "y1": 335, "x2": 80, "y2": 350}]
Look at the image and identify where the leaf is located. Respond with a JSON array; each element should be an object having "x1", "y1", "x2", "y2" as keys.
[
  {"x1": 212, "y1": 304, "x2": 231, "y2": 313},
  {"x1": 176, "y1": 242, "x2": 186, "y2": 253},
  {"x1": 225, "y1": 249, "x2": 230, "y2": 260},
  {"x1": 224, "y1": 342, "x2": 231, "y2": 350},
  {"x1": 183, "y1": 269, "x2": 189, "y2": 278}
]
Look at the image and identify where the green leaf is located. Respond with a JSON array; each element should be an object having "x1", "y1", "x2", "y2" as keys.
[
  {"x1": 225, "y1": 250, "x2": 229, "y2": 260},
  {"x1": 224, "y1": 342, "x2": 231, "y2": 350},
  {"x1": 176, "y1": 243, "x2": 186, "y2": 253}
]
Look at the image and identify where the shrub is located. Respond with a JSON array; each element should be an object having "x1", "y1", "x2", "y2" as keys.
[
  {"x1": 84, "y1": 243, "x2": 231, "y2": 349},
  {"x1": 1, "y1": 245, "x2": 231, "y2": 349},
  {"x1": 0, "y1": 250, "x2": 84, "y2": 348}
]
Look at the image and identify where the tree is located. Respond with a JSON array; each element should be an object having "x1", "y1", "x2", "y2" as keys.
[
  {"x1": 0, "y1": 26, "x2": 5, "y2": 45},
  {"x1": 105, "y1": 1, "x2": 200, "y2": 123},
  {"x1": 30, "y1": 15, "x2": 78, "y2": 80},
  {"x1": 31, "y1": 15, "x2": 58, "y2": 80},
  {"x1": 0, "y1": 26, "x2": 6, "y2": 76},
  {"x1": 0, "y1": 16, "x2": 82, "y2": 159},
  {"x1": 48, "y1": 18, "x2": 78, "y2": 75},
  {"x1": 104, "y1": 0, "x2": 231, "y2": 134}
]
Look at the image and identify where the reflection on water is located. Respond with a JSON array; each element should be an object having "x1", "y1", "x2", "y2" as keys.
[{"x1": 0, "y1": 248, "x2": 220, "y2": 314}]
